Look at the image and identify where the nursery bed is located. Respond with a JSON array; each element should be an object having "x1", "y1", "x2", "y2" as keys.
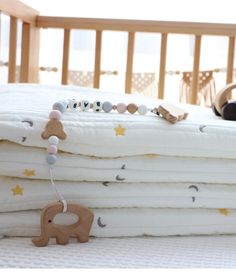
[{"x1": 1, "y1": 236, "x2": 236, "y2": 268}]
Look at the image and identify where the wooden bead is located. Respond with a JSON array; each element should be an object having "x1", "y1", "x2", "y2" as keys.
[{"x1": 127, "y1": 103, "x2": 138, "y2": 114}]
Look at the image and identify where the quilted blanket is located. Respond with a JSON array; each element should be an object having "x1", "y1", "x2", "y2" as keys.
[
  {"x1": 1, "y1": 141, "x2": 236, "y2": 183},
  {"x1": 1, "y1": 176, "x2": 236, "y2": 212},
  {"x1": 0, "y1": 208, "x2": 235, "y2": 238},
  {"x1": 0, "y1": 84, "x2": 236, "y2": 159}
]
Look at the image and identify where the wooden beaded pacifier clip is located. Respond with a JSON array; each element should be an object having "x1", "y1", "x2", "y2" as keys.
[{"x1": 32, "y1": 99, "x2": 188, "y2": 247}]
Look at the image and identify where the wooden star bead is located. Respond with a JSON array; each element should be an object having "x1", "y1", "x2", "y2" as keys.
[{"x1": 127, "y1": 103, "x2": 138, "y2": 114}]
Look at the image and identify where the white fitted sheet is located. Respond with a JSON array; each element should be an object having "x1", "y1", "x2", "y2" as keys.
[{"x1": 1, "y1": 236, "x2": 236, "y2": 268}]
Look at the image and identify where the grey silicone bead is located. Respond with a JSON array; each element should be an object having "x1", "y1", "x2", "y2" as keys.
[
  {"x1": 52, "y1": 102, "x2": 66, "y2": 113},
  {"x1": 102, "y1": 101, "x2": 113, "y2": 112},
  {"x1": 46, "y1": 154, "x2": 57, "y2": 165}
]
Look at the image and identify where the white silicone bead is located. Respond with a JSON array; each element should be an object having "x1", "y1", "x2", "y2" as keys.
[
  {"x1": 138, "y1": 104, "x2": 148, "y2": 115},
  {"x1": 80, "y1": 100, "x2": 90, "y2": 111},
  {"x1": 48, "y1": 135, "x2": 59, "y2": 146},
  {"x1": 93, "y1": 101, "x2": 103, "y2": 112},
  {"x1": 69, "y1": 99, "x2": 78, "y2": 110}
]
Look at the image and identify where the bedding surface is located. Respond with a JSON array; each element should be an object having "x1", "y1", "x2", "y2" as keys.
[
  {"x1": 2, "y1": 176, "x2": 236, "y2": 211},
  {"x1": 1, "y1": 84, "x2": 236, "y2": 159},
  {"x1": 1, "y1": 208, "x2": 236, "y2": 237},
  {"x1": 1, "y1": 141, "x2": 236, "y2": 183}
]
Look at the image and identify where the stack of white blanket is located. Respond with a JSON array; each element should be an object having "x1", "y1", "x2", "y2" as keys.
[{"x1": 1, "y1": 83, "x2": 236, "y2": 238}]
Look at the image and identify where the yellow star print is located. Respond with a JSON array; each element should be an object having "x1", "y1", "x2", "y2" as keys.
[
  {"x1": 11, "y1": 185, "x2": 24, "y2": 196},
  {"x1": 114, "y1": 124, "x2": 126, "y2": 136},
  {"x1": 23, "y1": 169, "x2": 36, "y2": 177},
  {"x1": 145, "y1": 154, "x2": 158, "y2": 159},
  {"x1": 218, "y1": 208, "x2": 229, "y2": 216}
]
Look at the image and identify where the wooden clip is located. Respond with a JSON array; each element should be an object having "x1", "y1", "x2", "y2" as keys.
[
  {"x1": 157, "y1": 103, "x2": 188, "y2": 123},
  {"x1": 32, "y1": 202, "x2": 94, "y2": 247}
]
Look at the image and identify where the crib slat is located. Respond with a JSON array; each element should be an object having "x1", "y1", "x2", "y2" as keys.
[
  {"x1": 125, "y1": 32, "x2": 135, "y2": 94},
  {"x1": 61, "y1": 29, "x2": 70, "y2": 85},
  {"x1": 8, "y1": 16, "x2": 17, "y2": 83},
  {"x1": 226, "y1": 36, "x2": 235, "y2": 84},
  {"x1": 20, "y1": 22, "x2": 39, "y2": 83},
  {"x1": 191, "y1": 35, "x2": 202, "y2": 105},
  {"x1": 94, "y1": 30, "x2": 102, "y2": 88},
  {"x1": 158, "y1": 33, "x2": 168, "y2": 99}
]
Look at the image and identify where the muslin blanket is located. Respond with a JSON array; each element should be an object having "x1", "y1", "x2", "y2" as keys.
[
  {"x1": 1, "y1": 141, "x2": 236, "y2": 183},
  {"x1": 1, "y1": 176, "x2": 236, "y2": 212},
  {"x1": 0, "y1": 208, "x2": 235, "y2": 238},
  {"x1": 1, "y1": 84, "x2": 236, "y2": 159}
]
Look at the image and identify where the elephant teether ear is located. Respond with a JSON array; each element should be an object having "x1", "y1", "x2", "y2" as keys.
[{"x1": 32, "y1": 202, "x2": 94, "y2": 247}]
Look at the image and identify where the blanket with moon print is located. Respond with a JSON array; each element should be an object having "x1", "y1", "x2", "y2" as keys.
[{"x1": 0, "y1": 84, "x2": 236, "y2": 238}]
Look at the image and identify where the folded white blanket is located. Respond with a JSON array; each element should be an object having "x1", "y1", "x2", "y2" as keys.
[
  {"x1": 1, "y1": 84, "x2": 236, "y2": 159},
  {"x1": 1, "y1": 208, "x2": 236, "y2": 238},
  {"x1": 1, "y1": 176, "x2": 236, "y2": 212},
  {"x1": 1, "y1": 141, "x2": 236, "y2": 183}
]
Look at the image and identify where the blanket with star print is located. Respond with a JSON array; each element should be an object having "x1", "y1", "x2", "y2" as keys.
[
  {"x1": 1, "y1": 176, "x2": 236, "y2": 212},
  {"x1": 0, "y1": 83, "x2": 236, "y2": 159},
  {"x1": 1, "y1": 141, "x2": 236, "y2": 184}
]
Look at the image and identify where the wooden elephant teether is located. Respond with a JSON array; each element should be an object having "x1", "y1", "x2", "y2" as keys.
[{"x1": 32, "y1": 202, "x2": 94, "y2": 247}]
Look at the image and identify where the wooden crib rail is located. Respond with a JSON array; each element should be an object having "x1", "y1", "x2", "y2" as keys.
[
  {"x1": 0, "y1": 0, "x2": 38, "y2": 25},
  {"x1": 1, "y1": 0, "x2": 236, "y2": 105},
  {"x1": 0, "y1": 0, "x2": 39, "y2": 83},
  {"x1": 36, "y1": 16, "x2": 236, "y2": 104}
]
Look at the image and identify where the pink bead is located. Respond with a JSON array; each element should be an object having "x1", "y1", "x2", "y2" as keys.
[
  {"x1": 117, "y1": 103, "x2": 127, "y2": 113},
  {"x1": 49, "y1": 110, "x2": 62, "y2": 120},
  {"x1": 47, "y1": 145, "x2": 58, "y2": 154}
]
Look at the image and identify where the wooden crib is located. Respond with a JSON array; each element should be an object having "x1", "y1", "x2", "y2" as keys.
[{"x1": 1, "y1": 0, "x2": 236, "y2": 105}]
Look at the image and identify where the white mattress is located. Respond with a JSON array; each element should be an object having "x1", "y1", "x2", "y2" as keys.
[
  {"x1": 2, "y1": 176, "x2": 236, "y2": 211},
  {"x1": 1, "y1": 236, "x2": 236, "y2": 268},
  {"x1": 1, "y1": 83, "x2": 236, "y2": 159}
]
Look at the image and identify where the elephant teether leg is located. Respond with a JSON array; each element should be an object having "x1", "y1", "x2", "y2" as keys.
[
  {"x1": 32, "y1": 234, "x2": 50, "y2": 247},
  {"x1": 56, "y1": 235, "x2": 69, "y2": 245}
]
